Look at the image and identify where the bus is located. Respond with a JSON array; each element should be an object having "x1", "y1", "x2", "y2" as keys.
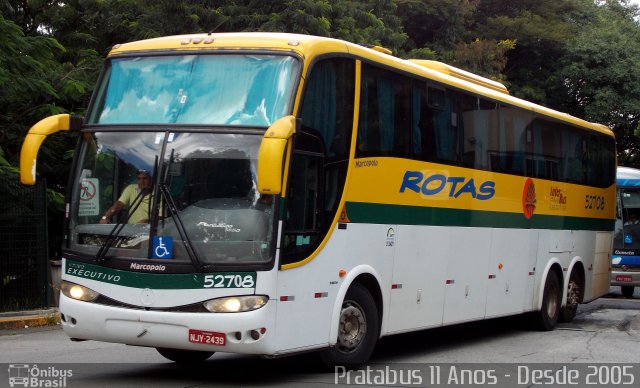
[
  {"x1": 613, "y1": 166, "x2": 640, "y2": 298},
  {"x1": 19, "y1": 33, "x2": 616, "y2": 368}
]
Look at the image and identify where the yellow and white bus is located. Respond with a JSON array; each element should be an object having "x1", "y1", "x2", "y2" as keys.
[{"x1": 20, "y1": 33, "x2": 615, "y2": 368}]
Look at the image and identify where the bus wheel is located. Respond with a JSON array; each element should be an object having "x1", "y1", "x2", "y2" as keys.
[
  {"x1": 321, "y1": 283, "x2": 379, "y2": 370},
  {"x1": 621, "y1": 286, "x2": 635, "y2": 298},
  {"x1": 156, "y1": 348, "x2": 214, "y2": 363},
  {"x1": 559, "y1": 270, "x2": 582, "y2": 323},
  {"x1": 535, "y1": 270, "x2": 561, "y2": 331}
]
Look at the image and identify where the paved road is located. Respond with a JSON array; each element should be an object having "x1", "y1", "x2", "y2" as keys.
[{"x1": 1, "y1": 290, "x2": 638, "y2": 387}]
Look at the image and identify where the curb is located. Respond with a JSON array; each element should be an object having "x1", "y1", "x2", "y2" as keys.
[{"x1": 0, "y1": 309, "x2": 61, "y2": 331}]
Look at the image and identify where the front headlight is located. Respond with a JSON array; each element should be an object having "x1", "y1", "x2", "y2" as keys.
[
  {"x1": 203, "y1": 295, "x2": 268, "y2": 313},
  {"x1": 61, "y1": 281, "x2": 100, "y2": 302}
]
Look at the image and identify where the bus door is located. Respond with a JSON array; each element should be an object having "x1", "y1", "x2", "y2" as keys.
[{"x1": 274, "y1": 129, "x2": 333, "y2": 351}]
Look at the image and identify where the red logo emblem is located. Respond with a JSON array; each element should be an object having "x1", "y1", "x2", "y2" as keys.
[{"x1": 522, "y1": 178, "x2": 536, "y2": 219}]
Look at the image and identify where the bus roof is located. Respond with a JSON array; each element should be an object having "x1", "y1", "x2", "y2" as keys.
[{"x1": 108, "y1": 32, "x2": 614, "y2": 138}]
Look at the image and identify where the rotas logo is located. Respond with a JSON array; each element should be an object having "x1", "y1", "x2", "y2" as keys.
[{"x1": 399, "y1": 171, "x2": 495, "y2": 200}]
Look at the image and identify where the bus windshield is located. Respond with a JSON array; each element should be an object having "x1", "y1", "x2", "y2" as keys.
[
  {"x1": 69, "y1": 131, "x2": 275, "y2": 266},
  {"x1": 87, "y1": 54, "x2": 299, "y2": 126},
  {"x1": 615, "y1": 189, "x2": 640, "y2": 249}
]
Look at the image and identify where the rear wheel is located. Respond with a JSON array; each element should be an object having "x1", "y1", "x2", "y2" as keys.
[
  {"x1": 156, "y1": 348, "x2": 214, "y2": 363},
  {"x1": 321, "y1": 283, "x2": 379, "y2": 370},
  {"x1": 559, "y1": 270, "x2": 582, "y2": 322},
  {"x1": 621, "y1": 285, "x2": 635, "y2": 298},
  {"x1": 535, "y1": 270, "x2": 561, "y2": 331}
]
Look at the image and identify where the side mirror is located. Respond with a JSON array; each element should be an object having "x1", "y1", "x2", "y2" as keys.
[
  {"x1": 20, "y1": 114, "x2": 82, "y2": 185},
  {"x1": 257, "y1": 115, "x2": 296, "y2": 195}
]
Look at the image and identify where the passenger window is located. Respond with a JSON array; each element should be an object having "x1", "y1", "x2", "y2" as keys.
[
  {"x1": 527, "y1": 120, "x2": 562, "y2": 181},
  {"x1": 357, "y1": 64, "x2": 411, "y2": 157},
  {"x1": 461, "y1": 95, "x2": 498, "y2": 170},
  {"x1": 489, "y1": 106, "x2": 533, "y2": 175},
  {"x1": 299, "y1": 58, "x2": 354, "y2": 159}
]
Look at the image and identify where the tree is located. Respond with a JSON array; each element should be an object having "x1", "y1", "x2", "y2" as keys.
[
  {"x1": 396, "y1": 0, "x2": 479, "y2": 55},
  {"x1": 0, "y1": 14, "x2": 65, "y2": 165},
  {"x1": 3, "y1": 0, "x2": 640, "y2": 213},
  {"x1": 560, "y1": 0, "x2": 640, "y2": 166},
  {"x1": 449, "y1": 38, "x2": 515, "y2": 83},
  {"x1": 45, "y1": 0, "x2": 229, "y2": 52},
  {"x1": 473, "y1": 0, "x2": 584, "y2": 105},
  {"x1": 218, "y1": 0, "x2": 408, "y2": 53},
  {"x1": 0, "y1": 12, "x2": 93, "y2": 262}
]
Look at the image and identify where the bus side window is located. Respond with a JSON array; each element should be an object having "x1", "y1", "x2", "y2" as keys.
[
  {"x1": 282, "y1": 57, "x2": 355, "y2": 265},
  {"x1": 281, "y1": 137, "x2": 324, "y2": 264},
  {"x1": 461, "y1": 95, "x2": 496, "y2": 170},
  {"x1": 412, "y1": 84, "x2": 433, "y2": 161},
  {"x1": 411, "y1": 85, "x2": 459, "y2": 164},
  {"x1": 492, "y1": 105, "x2": 532, "y2": 175},
  {"x1": 285, "y1": 152, "x2": 321, "y2": 232},
  {"x1": 356, "y1": 64, "x2": 411, "y2": 157}
]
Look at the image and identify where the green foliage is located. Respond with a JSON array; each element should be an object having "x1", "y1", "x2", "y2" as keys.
[
  {"x1": 396, "y1": 0, "x2": 478, "y2": 54},
  {"x1": 0, "y1": 148, "x2": 19, "y2": 177},
  {"x1": 560, "y1": 1, "x2": 640, "y2": 165},
  {"x1": 473, "y1": 0, "x2": 583, "y2": 105},
  {"x1": 246, "y1": 0, "x2": 333, "y2": 36},
  {"x1": 450, "y1": 38, "x2": 516, "y2": 83},
  {"x1": 2, "y1": 0, "x2": 640, "y2": 250},
  {"x1": 405, "y1": 47, "x2": 437, "y2": 60},
  {"x1": 217, "y1": 0, "x2": 408, "y2": 53},
  {"x1": 0, "y1": 14, "x2": 65, "y2": 160}
]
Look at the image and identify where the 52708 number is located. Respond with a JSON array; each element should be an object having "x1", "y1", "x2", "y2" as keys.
[
  {"x1": 203, "y1": 274, "x2": 256, "y2": 288},
  {"x1": 585, "y1": 195, "x2": 605, "y2": 210}
]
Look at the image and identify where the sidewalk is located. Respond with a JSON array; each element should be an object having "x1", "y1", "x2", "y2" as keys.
[{"x1": 0, "y1": 309, "x2": 60, "y2": 330}]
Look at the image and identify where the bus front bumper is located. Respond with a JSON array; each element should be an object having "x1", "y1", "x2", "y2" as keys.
[
  {"x1": 610, "y1": 268, "x2": 640, "y2": 287},
  {"x1": 59, "y1": 294, "x2": 277, "y2": 355}
]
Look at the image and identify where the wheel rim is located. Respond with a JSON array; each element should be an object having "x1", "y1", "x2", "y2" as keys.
[
  {"x1": 547, "y1": 282, "x2": 559, "y2": 319},
  {"x1": 566, "y1": 280, "x2": 580, "y2": 309},
  {"x1": 336, "y1": 300, "x2": 367, "y2": 353}
]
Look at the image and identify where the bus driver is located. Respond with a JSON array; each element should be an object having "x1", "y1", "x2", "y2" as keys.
[{"x1": 99, "y1": 170, "x2": 153, "y2": 224}]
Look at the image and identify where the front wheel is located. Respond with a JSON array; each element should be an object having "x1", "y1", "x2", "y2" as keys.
[
  {"x1": 534, "y1": 270, "x2": 561, "y2": 331},
  {"x1": 621, "y1": 285, "x2": 635, "y2": 298},
  {"x1": 321, "y1": 283, "x2": 380, "y2": 370},
  {"x1": 156, "y1": 348, "x2": 214, "y2": 363}
]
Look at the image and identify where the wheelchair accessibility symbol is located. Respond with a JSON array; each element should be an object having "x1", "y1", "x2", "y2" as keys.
[{"x1": 152, "y1": 236, "x2": 173, "y2": 259}]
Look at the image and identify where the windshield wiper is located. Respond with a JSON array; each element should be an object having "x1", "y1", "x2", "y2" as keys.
[
  {"x1": 95, "y1": 187, "x2": 150, "y2": 264},
  {"x1": 149, "y1": 138, "x2": 205, "y2": 271},
  {"x1": 94, "y1": 131, "x2": 205, "y2": 271},
  {"x1": 158, "y1": 183, "x2": 204, "y2": 271}
]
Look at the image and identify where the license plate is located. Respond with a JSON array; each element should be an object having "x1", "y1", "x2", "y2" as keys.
[
  {"x1": 616, "y1": 275, "x2": 633, "y2": 282},
  {"x1": 188, "y1": 329, "x2": 226, "y2": 346}
]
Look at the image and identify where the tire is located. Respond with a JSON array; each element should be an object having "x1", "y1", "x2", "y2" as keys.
[
  {"x1": 321, "y1": 283, "x2": 380, "y2": 370},
  {"x1": 559, "y1": 270, "x2": 582, "y2": 323},
  {"x1": 621, "y1": 286, "x2": 635, "y2": 298},
  {"x1": 156, "y1": 348, "x2": 214, "y2": 363},
  {"x1": 534, "y1": 270, "x2": 561, "y2": 331}
]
